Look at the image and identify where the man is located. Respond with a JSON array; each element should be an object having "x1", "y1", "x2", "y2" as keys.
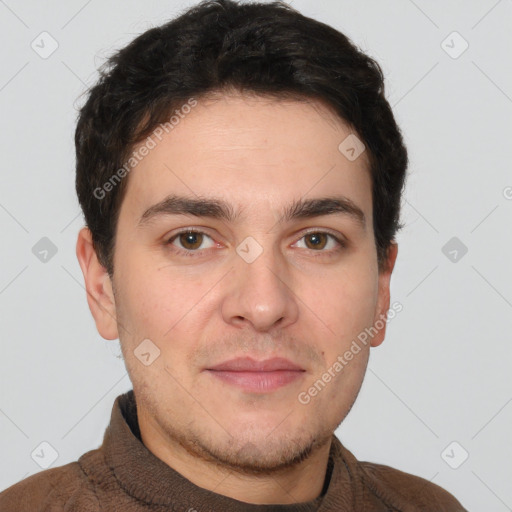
[{"x1": 0, "y1": 0, "x2": 467, "y2": 510}]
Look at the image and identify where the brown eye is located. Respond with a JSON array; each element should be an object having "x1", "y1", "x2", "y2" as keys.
[
  {"x1": 304, "y1": 232, "x2": 329, "y2": 250},
  {"x1": 177, "y1": 231, "x2": 204, "y2": 250},
  {"x1": 165, "y1": 230, "x2": 216, "y2": 256},
  {"x1": 293, "y1": 231, "x2": 345, "y2": 255}
]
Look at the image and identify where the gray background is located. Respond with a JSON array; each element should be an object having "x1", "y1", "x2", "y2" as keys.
[{"x1": 1, "y1": 0, "x2": 511, "y2": 509}]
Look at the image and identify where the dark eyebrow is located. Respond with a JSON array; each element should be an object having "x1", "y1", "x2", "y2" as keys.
[
  {"x1": 138, "y1": 195, "x2": 238, "y2": 226},
  {"x1": 282, "y1": 196, "x2": 366, "y2": 230},
  {"x1": 137, "y1": 194, "x2": 366, "y2": 230}
]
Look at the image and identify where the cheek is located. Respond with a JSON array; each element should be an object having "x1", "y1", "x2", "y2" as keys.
[
  {"x1": 116, "y1": 259, "x2": 216, "y2": 344},
  {"x1": 113, "y1": 258, "x2": 169, "y2": 341},
  {"x1": 116, "y1": 268, "x2": 202, "y2": 386},
  {"x1": 301, "y1": 266, "x2": 379, "y2": 339}
]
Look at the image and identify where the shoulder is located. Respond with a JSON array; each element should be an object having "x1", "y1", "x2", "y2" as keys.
[
  {"x1": 0, "y1": 457, "x2": 100, "y2": 512},
  {"x1": 334, "y1": 437, "x2": 467, "y2": 510},
  {"x1": 358, "y1": 459, "x2": 467, "y2": 511}
]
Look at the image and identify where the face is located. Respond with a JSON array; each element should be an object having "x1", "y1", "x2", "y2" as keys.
[{"x1": 78, "y1": 92, "x2": 397, "y2": 474}]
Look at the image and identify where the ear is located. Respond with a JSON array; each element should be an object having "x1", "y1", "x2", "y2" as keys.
[
  {"x1": 76, "y1": 227, "x2": 119, "y2": 340},
  {"x1": 370, "y1": 242, "x2": 398, "y2": 348}
]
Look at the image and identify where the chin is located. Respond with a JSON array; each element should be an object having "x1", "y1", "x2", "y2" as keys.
[{"x1": 198, "y1": 429, "x2": 326, "y2": 475}]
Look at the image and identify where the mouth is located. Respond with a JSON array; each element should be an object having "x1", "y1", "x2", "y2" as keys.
[{"x1": 205, "y1": 357, "x2": 306, "y2": 393}]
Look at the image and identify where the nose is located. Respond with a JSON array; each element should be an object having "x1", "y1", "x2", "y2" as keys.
[{"x1": 221, "y1": 244, "x2": 299, "y2": 332}]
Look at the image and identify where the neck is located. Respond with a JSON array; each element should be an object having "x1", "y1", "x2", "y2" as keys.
[{"x1": 138, "y1": 408, "x2": 332, "y2": 505}]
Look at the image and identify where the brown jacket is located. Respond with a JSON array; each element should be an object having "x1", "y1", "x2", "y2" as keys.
[{"x1": 0, "y1": 390, "x2": 467, "y2": 511}]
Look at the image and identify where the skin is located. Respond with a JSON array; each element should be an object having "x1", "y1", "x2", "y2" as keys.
[{"x1": 76, "y1": 91, "x2": 398, "y2": 505}]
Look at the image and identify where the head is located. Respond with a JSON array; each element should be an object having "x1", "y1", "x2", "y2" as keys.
[{"x1": 76, "y1": 0, "x2": 407, "y2": 474}]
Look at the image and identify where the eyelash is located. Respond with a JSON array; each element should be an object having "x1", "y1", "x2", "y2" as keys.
[{"x1": 165, "y1": 228, "x2": 346, "y2": 258}]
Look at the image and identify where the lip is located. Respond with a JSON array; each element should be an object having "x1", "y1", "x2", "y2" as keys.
[
  {"x1": 206, "y1": 356, "x2": 304, "y2": 372},
  {"x1": 205, "y1": 357, "x2": 305, "y2": 393}
]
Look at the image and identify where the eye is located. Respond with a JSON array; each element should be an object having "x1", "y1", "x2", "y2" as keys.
[
  {"x1": 166, "y1": 229, "x2": 216, "y2": 256},
  {"x1": 165, "y1": 228, "x2": 346, "y2": 259},
  {"x1": 294, "y1": 231, "x2": 346, "y2": 253}
]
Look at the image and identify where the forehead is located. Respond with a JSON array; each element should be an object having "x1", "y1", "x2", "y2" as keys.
[{"x1": 118, "y1": 93, "x2": 372, "y2": 227}]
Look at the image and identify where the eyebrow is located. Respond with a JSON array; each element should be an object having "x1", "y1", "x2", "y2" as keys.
[{"x1": 137, "y1": 194, "x2": 366, "y2": 230}]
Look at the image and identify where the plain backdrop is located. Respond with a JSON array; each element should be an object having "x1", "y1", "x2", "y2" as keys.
[{"x1": 1, "y1": 1, "x2": 511, "y2": 510}]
